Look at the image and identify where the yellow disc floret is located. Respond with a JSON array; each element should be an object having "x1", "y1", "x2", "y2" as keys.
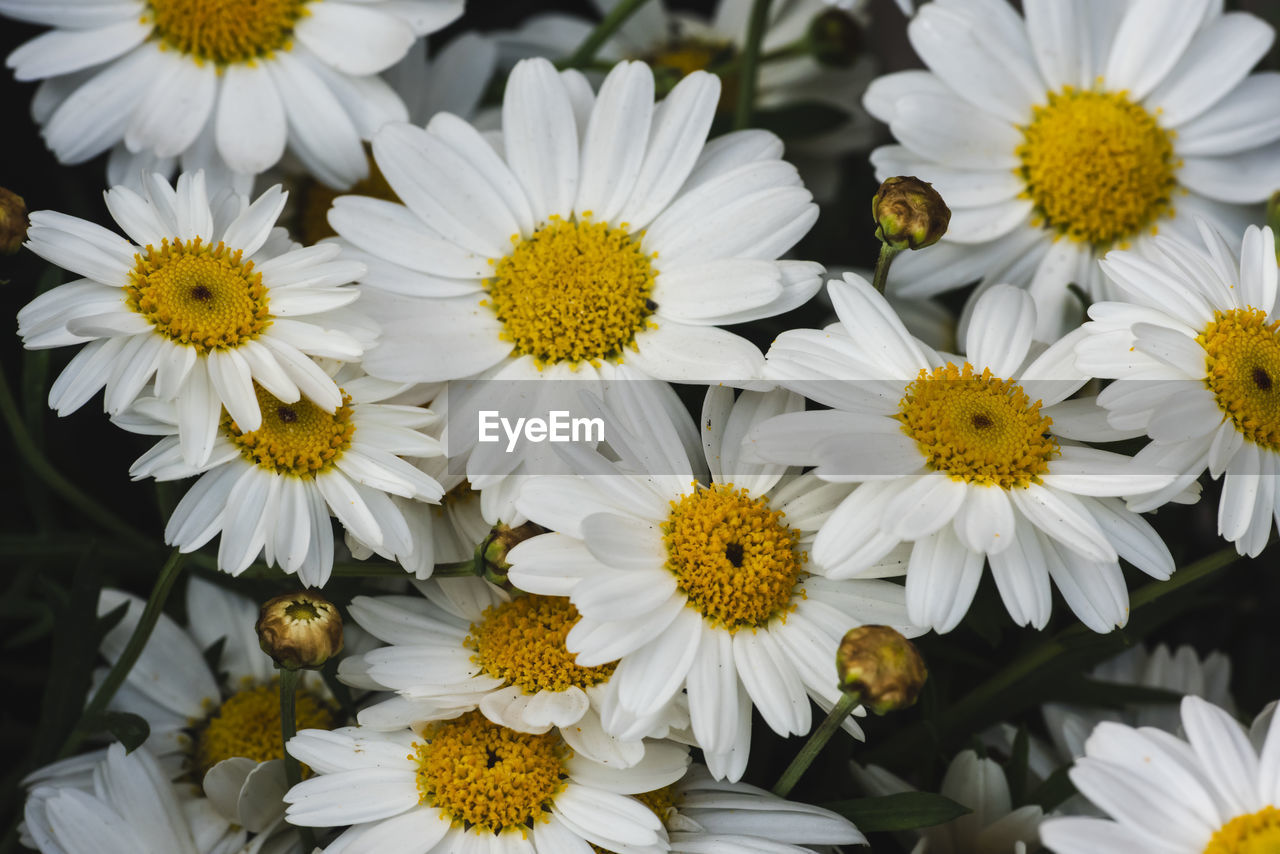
[
  {"x1": 1200, "y1": 308, "x2": 1280, "y2": 451},
  {"x1": 469, "y1": 595, "x2": 616, "y2": 694},
  {"x1": 1017, "y1": 87, "x2": 1179, "y2": 248},
  {"x1": 898, "y1": 362, "x2": 1058, "y2": 489},
  {"x1": 149, "y1": 0, "x2": 309, "y2": 65},
  {"x1": 663, "y1": 484, "x2": 804, "y2": 631},
  {"x1": 225, "y1": 383, "x2": 355, "y2": 476},
  {"x1": 126, "y1": 237, "x2": 271, "y2": 351},
  {"x1": 485, "y1": 217, "x2": 656, "y2": 366},
  {"x1": 192, "y1": 680, "x2": 334, "y2": 779},
  {"x1": 414, "y1": 710, "x2": 569, "y2": 833},
  {"x1": 1203, "y1": 806, "x2": 1280, "y2": 854}
]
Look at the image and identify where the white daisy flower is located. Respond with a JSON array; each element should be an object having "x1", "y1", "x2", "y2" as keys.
[
  {"x1": 17, "y1": 172, "x2": 365, "y2": 467},
  {"x1": 283, "y1": 717, "x2": 691, "y2": 854},
  {"x1": 1076, "y1": 222, "x2": 1280, "y2": 558},
  {"x1": 336, "y1": 56, "x2": 821, "y2": 387},
  {"x1": 338, "y1": 577, "x2": 687, "y2": 768},
  {"x1": 750, "y1": 274, "x2": 1176, "y2": 634},
  {"x1": 507, "y1": 383, "x2": 917, "y2": 781},
  {"x1": 1, "y1": 0, "x2": 463, "y2": 187},
  {"x1": 864, "y1": 0, "x2": 1280, "y2": 338},
  {"x1": 1040, "y1": 695, "x2": 1280, "y2": 854},
  {"x1": 492, "y1": 0, "x2": 877, "y2": 198},
  {"x1": 25, "y1": 577, "x2": 342, "y2": 853},
  {"x1": 623, "y1": 763, "x2": 867, "y2": 853},
  {"x1": 24, "y1": 743, "x2": 242, "y2": 854},
  {"x1": 853, "y1": 750, "x2": 1044, "y2": 854},
  {"x1": 119, "y1": 368, "x2": 445, "y2": 585}
]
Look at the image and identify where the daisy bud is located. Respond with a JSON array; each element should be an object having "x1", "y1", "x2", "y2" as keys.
[
  {"x1": 872, "y1": 176, "x2": 951, "y2": 251},
  {"x1": 0, "y1": 187, "x2": 28, "y2": 255},
  {"x1": 808, "y1": 8, "x2": 863, "y2": 68},
  {"x1": 836, "y1": 625, "x2": 927, "y2": 715},
  {"x1": 478, "y1": 522, "x2": 547, "y2": 586},
  {"x1": 256, "y1": 591, "x2": 343, "y2": 671},
  {"x1": 1268, "y1": 190, "x2": 1280, "y2": 263}
]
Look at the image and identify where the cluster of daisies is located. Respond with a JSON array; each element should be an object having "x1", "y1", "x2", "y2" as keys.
[{"x1": 6, "y1": 0, "x2": 1280, "y2": 852}]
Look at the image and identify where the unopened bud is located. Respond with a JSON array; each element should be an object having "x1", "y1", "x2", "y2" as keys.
[
  {"x1": 256, "y1": 591, "x2": 343, "y2": 671},
  {"x1": 873, "y1": 176, "x2": 950, "y2": 251},
  {"x1": 0, "y1": 187, "x2": 28, "y2": 255},
  {"x1": 477, "y1": 522, "x2": 547, "y2": 586},
  {"x1": 836, "y1": 625, "x2": 927, "y2": 715},
  {"x1": 808, "y1": 9, "x2": 863, "y2": 68},
  {"x1": 1268, "y1": 190, "x2": 1280, "y2": 264}
]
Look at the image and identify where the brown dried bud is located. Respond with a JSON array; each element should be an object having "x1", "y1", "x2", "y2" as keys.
[
  {"x1": 477, "y1": 522, "x2": 547, "y2": 586},
  {"x1": 836, "y1": 625, "x2": 927, "y2": 715},
  {"x1": 873, "y1": 176, "x2": 950, "y2": 250},
  {"x1": 808, "y1": 8, "x2": 863, "y2": 68},
  {"x1": 256, "y1": 591, "x2": 343, "y2": 671},
  {"x1": 0, "y1": 187, "x2": 28, "y2": 255}
]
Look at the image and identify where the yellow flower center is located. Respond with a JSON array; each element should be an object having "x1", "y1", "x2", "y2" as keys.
[
  {"x1": 192, "y1": 680, "x2": 334, "y2": 779},
  {"x1": 643, "y1": 38, "x2": 737, "y2": 111},
  {"x1": 298, "y1": 151, "x2": 393, "y2": 244},
  {"x1": 414, "y1": 710, "x2": 569, "y2": 833},
  {"x1": 1017, "y1": 87, "x2": 1179, "y2": 248},
  {"x1": 1204, "y1": 807, "x2": 1280, "y2": 854},
  {"x1": 1200, "y1": 308, "x2": 1280, "y2": 451},
  {"x1": 148, "y1": 0, "x2": 309, "y2": 65},
  {"x1": 225, "y1": 383, "x2": 356, "y2": 476},
  {"x1": 469, "y1": 595, "x2": 617, "y2": 694},
  {"x1": 592, "y1": 786, "x2": 679, "y2": 853},
  {"x1": 662, "y1": 483, "x2": 805, "y2": 631},
  {"x1": 485, "y1": 216, "x2": 657, "y2": 367},
  {"x1": 897, "y1": 362, "x2": 1058, "y2": 489},
  {"x1": 126, "y1": 238, "x2": 271, "y2": 352}
]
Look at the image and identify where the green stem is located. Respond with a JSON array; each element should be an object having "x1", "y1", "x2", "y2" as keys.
[
  {"x1": 772, "y1": 691, "x2": 860, "y2": 799},
  {"x1": 278, "y1": 668, "x2": 316, "y2": 851},
  {"x1": 59, "y1": 548, "x2": 185, "y2": 759},
  {"x1": 433, "y1": 558, "x2": 482, "y2": 578},
  {"x1": 733, "y1": 0, "x2": 774, "y2": 131},
  {"x1": 871, "y1": 243, "x2": 901, "y2": 294},
  {"x1": 564, "y1": 0, "x2": 652, "y2": 68},
  {"x1": 0, "y1": 365, "x2": 157, "y2": 553}
]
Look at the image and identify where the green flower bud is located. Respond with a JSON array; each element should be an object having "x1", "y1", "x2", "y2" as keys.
[
  {"x1": 873, "y1": 176, "x2": 951, "y2": 251},
  {"x1": 836, "y1": 625, "x2": 927, "y2": 715},
  {"x1": 476, "y1": 522, "x2": 547, "y2": 586},
  {"x1": 808, "y1": 8, "x2": 863, "y2": 68}
]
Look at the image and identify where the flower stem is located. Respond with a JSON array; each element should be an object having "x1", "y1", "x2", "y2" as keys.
[
  {"x1": 0, "y1": 364, "x2": 157, "y2": 553},
  {"x1": 59, "y1": 548, "x2": 185, "y2": 759},
  {"x1": 772, "y1": 690, "x2": 860, "y2": 799},
  {"x1": 564, "y1": 0, "x2": 653, "y2": 68},
  {"x1": 871, "y1": 243, "x2": 901, "y2": 294},
  {"x1": 734, "y1": 0, "x2": 775, "y2": 131},
  {"x1": 278, "y1": 668, "x2": 316, "y2": 850}
]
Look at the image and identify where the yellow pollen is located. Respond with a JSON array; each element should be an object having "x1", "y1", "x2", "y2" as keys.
[
  {"x1": 1200, "y1": 308, "x2": 1280, "y2": 451},
  {"x1": 663, "y1": 483, "x2": 805, "y2": 631},
  {"x1": 148, "y1": 0, "x2": 308, "y2": 65},
  {"x1": 224, "y1": 383, "x2": 355, "y2": 476},
  {"x1": 485, "y1": 216, "x2": 657, "y2": 367},
  {"x1": 298, "y1": 150, "x2": 394, "y2": 244},
  {"x1": 413, "y1": 710, "x2": 569, "y2": 834},
  {"x1": 1203, "y1": 806, "x2": 1280, "y2": 854},
  {"x1": 126, "y1": 237, "x2": 271, "y2": 352},
  {"x1": 1017, "y1": 87, "x2": 1179, "y2": 248},
  {"x1": 192, "y1": 680, "x2": 334, "y2": 779},
  {"x1": 897, "y1": 362, "x2": 1058, "y2": 489},
  {"x1": 469, "y1": 595, "x2": 616, "y2": 694}
]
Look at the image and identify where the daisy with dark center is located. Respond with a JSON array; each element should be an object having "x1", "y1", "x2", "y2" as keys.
[
  {"x1": 864, "y1": 0, "x2": 1280, "y2": 338},
  {"x1": 117, "y1": 367, "x2": 444, "y2": 585},
  {"x1": 0, "y1": 0, "x2": 463, "y2": 187},
  {"x1": 1076, "y1": 223, "x2": 1280, "y2": 558},
  {"x1": 17, "y1": 172, "x2": 366, "y2": 467},
  {"x1": 507, "y1": 384, "x2": 918, "y2": 781},
  {"x1": 338, "y1": 577, "x2": 686, "y2": 768},
  {"x1": 283, "y1": 714, "x2": 689, "y2": 853},
  {"x1": 334, "y1": 56, "x2": 822, "y2": 389},
  {"x1": 750, "y1": 274, "x2": 1176, "y2": 634}
]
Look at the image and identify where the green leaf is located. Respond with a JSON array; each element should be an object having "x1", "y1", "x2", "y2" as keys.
[
  {"x1": 822, "y1": 792, "x2": 971, "y2": 832},
  {"x1": 1051, "y1": 676, "x2": 1184, "y2": 708},
  {"x1": 80, "y1": 711, "x2": 151, "y2": 753},
  {"x1": 752, "y1": 101, "x2": 850, "y2": 139},
  {"x1": 1008, "y1": 725, "x2": 1030, "y2": 806},
  {"x1": 1028, "y1": 765, "x2": 1077, "y2": 811}
]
